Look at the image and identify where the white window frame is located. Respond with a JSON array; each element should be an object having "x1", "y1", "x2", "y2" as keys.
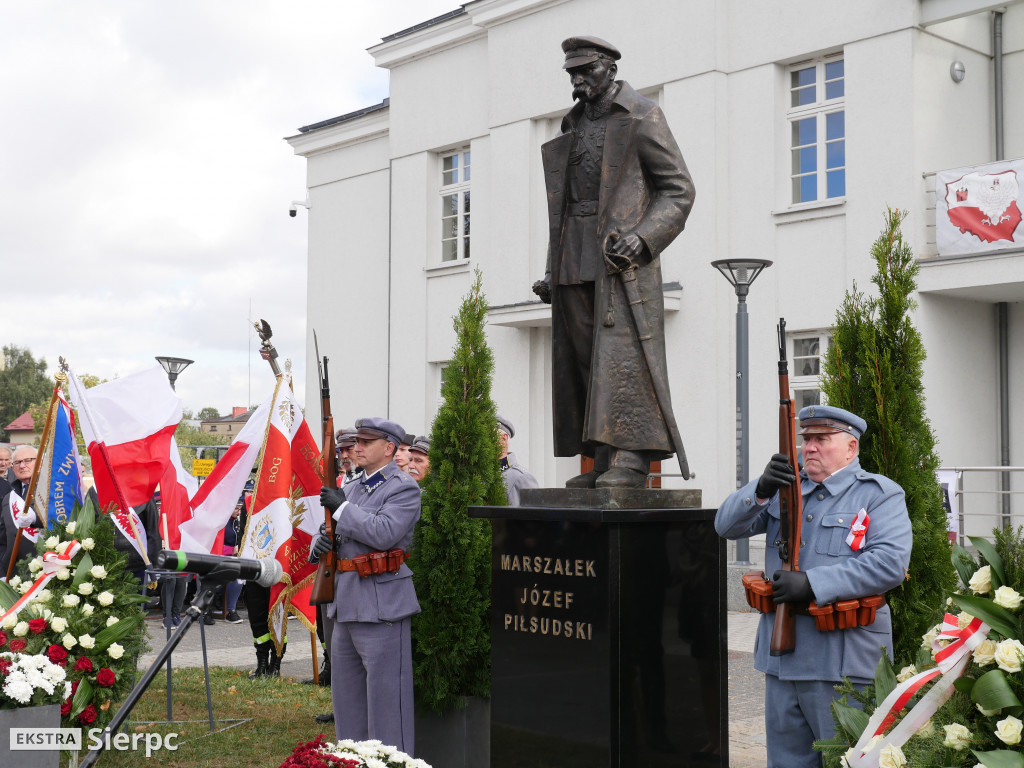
[
  {"x1": 439, "y1": 148, "x2": 471, "y2": 263},
  {"x1": 789, "y1": 329, "x2": 831, "y2": 410},
  {"x1": 787, "y1": 54, "x2": 845, "y2": 205}
]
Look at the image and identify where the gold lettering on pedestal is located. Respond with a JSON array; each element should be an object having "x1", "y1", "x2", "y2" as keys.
[
  {"x1": 503, "y1": 614, "x2": 593, "y2": 640},
  {"x1": 500, "y1": 554, "x2": 597, "y2": 578}
]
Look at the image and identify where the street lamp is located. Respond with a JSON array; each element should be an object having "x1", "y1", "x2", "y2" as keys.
[
  {"x1": 712, "y1": 259, "x2": 772, "y2": 565},
  {"x1": 155, "y1": 357, "x2": 194, "y2": 391}
]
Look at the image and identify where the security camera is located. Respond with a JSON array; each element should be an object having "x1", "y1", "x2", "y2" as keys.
[
  {"x1": 289, "y1": 199, "x2": 309, "y2": 218},
  {"x1": 288, "y1": 205, "x2": 298, "y2": 218}
]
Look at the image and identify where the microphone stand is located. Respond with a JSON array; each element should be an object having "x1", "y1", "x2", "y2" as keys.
[{"x1": 79, "y1": 567, "x2": 236, "y2": 768}]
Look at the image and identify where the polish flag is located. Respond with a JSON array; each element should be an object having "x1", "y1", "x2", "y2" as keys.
[
  {"x1": 66, "y1": 366, "x2": 181, "y2": 512},
  {"x1": 238, "y1": 378, "x2": 322, "y2": 652},
  {"x1": 176, "y1": 397, "x2": 272, "y2": 554},
  {"x1": 158, "y1": 437, "x2": 199, "y2": 549}
]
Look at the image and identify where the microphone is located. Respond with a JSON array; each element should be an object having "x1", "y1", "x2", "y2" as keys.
[{"x1": 155, "y1": 550, "x2": 282, "y2": 588}]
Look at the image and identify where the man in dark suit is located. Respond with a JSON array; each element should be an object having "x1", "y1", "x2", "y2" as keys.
[
  {"x1": 534, "y1": 36, "x2": 695, "y2": 489},
  {"x1": 315, "y1": 417, "x2": 421, "y2": 753},
  {"x1": 0, "y1": 445, "x2": 38, "y2": 575}
]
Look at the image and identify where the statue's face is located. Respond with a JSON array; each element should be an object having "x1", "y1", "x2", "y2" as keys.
[{"x1": 568, "y1": 59, "x2": 615, "y2": 103}]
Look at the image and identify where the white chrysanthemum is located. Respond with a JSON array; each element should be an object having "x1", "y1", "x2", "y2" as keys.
[
  {"x1": 107, "y1": 643, "x2": 124, "y2": 659},
  {"x1": 89, "y1": 565, "x2": 107, "y2": 580},
  {"x1": 3, "y1": 678, "x2": 34, "y2": 704},
  {"x1": 96, "y1": 591, "x2": 114, "y2": 607}
]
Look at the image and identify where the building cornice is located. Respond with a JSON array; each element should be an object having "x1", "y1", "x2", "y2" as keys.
[
  {"x1": 369, "y1": 10, "x2": 484, "y2": 70},
  {"x1": 286, "y1": 107, "x2": 390, "y2": 157}
]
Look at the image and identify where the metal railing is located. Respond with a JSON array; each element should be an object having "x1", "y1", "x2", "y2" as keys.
[{"x1": 940, "y1": 466, "x2": 1024, "y2": 546}]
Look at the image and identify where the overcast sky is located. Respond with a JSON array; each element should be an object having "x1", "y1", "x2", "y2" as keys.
[{"x1": 1, "y1": 0, "x2": 458, "y2": 417}]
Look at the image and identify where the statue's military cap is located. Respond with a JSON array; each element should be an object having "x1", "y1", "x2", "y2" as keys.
[
  {"x1": 354, "y1": 417, "x2": 406, "y2": 448},
  {"x1": 409, "y1": 436, "x2": 430, "y2": 456},
  {"x1": 798, "y1": 405, "x2": 867, "y2": 439},
  {"x1": 496, "y1": 413, "x2": 515, "y2": 438},
  {"x1": 561, "y1": 35, "x2": 621, "y2": 70}
]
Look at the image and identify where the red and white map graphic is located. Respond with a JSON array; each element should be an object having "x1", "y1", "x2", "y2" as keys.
[{"x1": 936, "y1": 160, "x2": 1024, "y2": 255}]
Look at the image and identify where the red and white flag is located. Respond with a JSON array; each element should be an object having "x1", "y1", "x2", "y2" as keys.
[
  {"x1": 158, "y1": 437, "x2": 199, "y2": 549},
  {"x1": 66, "y1": 365, "x2": 181, "y2": 561},
  {"x1": 238, "y1": 377, "x2": 322, "y2": 652},
  {"x1": 176, "y1": 397, "x2": 273, "y2": 554}
]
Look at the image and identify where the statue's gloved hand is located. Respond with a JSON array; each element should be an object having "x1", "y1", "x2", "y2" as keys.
[
  {"x1": 532, "y1": 279, "x2": 552, "y2": 304},
  {"x1": 604, "y1": 231, "x2": 646, "y2": 273},
  {"x1": 771, "y1": 570, "x2": 813, "y2": 604},
  {"x1": 319, "y1": 486, "x2": 346, "y2": 514},
  {"x1": 755, "y1": 453, "x2": 797, "y2": 500}
]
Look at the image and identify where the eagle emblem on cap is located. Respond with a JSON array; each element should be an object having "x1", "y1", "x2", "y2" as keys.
[{"x1": 806, "y1": 406, "x2": 816, "y2": 417}]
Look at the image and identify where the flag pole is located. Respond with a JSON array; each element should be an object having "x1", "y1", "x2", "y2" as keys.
[{"x1": 5, "y1": 371, "x2": 64, "y2": 581}]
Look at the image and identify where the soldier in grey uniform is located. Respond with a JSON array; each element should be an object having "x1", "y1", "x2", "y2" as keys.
[
  {"x1": 315, "y1": 417, "x2": 421, "y2": 752},
  {"x1": 715, "y1": 405, "x2": 912, "y2": 768},
  {"x1": 406, "y1": 436, "x2": 430, "y2": 484},
  {"x1": 496, "y1": 414, "x2": 538, "y2": 505}
]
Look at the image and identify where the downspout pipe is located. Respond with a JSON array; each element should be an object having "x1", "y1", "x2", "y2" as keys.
[
  {"x1": 993, "y1": 12, "x2": 1009, "y2": 529},
  {"x1": 994, "y1": 10, "x2": 1004, "y2": 161}
]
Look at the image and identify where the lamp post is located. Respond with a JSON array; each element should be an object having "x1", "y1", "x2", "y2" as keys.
[
  {"x1": 711, "y1": 259, "x2": 773, "y2": 565},
  {"x1": 155, "y1": 356, "x2": 194, "y2": 391}
]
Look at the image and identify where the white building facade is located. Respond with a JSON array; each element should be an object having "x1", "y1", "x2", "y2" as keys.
[{"x1": 289, "y1": 0, "x2": 1024, "y2": 556}]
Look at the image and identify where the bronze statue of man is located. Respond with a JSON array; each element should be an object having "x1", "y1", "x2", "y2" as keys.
[{"x1": 533, "y1": 36, "x2": 695, "y2": 489}]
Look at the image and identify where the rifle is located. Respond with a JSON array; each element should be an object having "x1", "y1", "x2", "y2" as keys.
[
  {"x1": 309, "y1": 332, "x2": 338, "y2": 605},
  {"x1": 770, "y1": 317, "x2": 803, "y2": 657}
]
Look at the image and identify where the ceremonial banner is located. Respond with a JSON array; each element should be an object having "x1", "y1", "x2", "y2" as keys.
[
  {"x1": 177, "y1": 397, "x2": 273, "y2": 554},
  {"x1": 44, "y1": 391, "x2": 84, "y2": 528},
  {"x1": 239, "y1": 377, "x2": 321, "y2": 652},
  {"x1": 936, "y1": 158, "x2": 1024, "y2": 255}
]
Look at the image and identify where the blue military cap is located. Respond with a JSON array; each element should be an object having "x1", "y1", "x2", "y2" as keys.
[
  {"x1": 409, "y1": 436, "x2": 430, "y2": 455},
  {"x1": 798, "y1": 405, "x2": 867, "y2": 439},
  {"x1": 496, "y1": 413, "x2": 515, "y2": 438},
  {"x1": 561, "y1": 35, "x2": 621, "y2": 70},
  {"x1": 354, "y1": 417, "x2": 406, "y2": 448}
]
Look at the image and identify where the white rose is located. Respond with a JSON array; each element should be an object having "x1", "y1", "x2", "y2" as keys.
[
  {"x1": 65, "y1": 521, "x2": 76, "y2": 535},
  {"x1": 19, "y1": 581, "x2": 31, "y2": 594},
  {"x1": 56, "y1": 541, "x2": 70, "y2": 555},
  {"x1": 55, "y1": 568, "x2": 71, "y2": 581},
  {"x1": 62, "y1": 633, "x2": 77, "y2": 650},
  {"x1": 993, "y1": 586, "x2": 1023, "y2": 610},
  {"x1": 81, "y1": 604, "x2": 94, "y2": 617},
  {"x1": 969, "y1": 565, "x2": 993, "y2": 594},
  {"x1": 915, "y1": 719, "x2": 935, "y2": 737},
  {"x1": 50, "y1": 616, "x2": 68, "y2": 633},
  {"x1": 107, "y1": 643, "x2": 124, "y2": 659},
  {"x1": 77, "y1": 582, "x2": 94, "y2": 596},
  {"x1": 995, "y1": 639, "x2": 1024, "y2": 673},
  {"x1": 61, "y1": 594, "x2": 80, "y2": 608},
  {"x1": 89, "y1": 565, "x2": 107, "y2": 580},
  {"x1": 28, "y1": 557, "x2": 43, "y2": 574},
  {"x1": 32, "y1": 589, "x2": 52, "y2": 604},
  {"x1": 44, "y1": 536, "x2": 59, "y2": 549},
  {"x1": 957, "y1": 612, "x2": 973, "y2": 629},
  {"x1": 1, "y1": 614, "x2": 16, "y2": 629},
  {"x1": 840, "y1": 747, "x2": 856, "y2": 768},
  {"x1": 96, "y1": 591, "x2": 114, "y2": 607},
  {"x1": 80, "y1": 538, "x2": 94, "y2": 551},
  {"x1": 974, "y1": 638, "x2": 998, "y2": 666},
  {"x1": 78, "y1": 634, "x2": 95, "y2": 650},
  {"x1": 865, "y1": 735, "x2": 884, "y2": 752},
  {"x1": 896, "y1": 664, "x2": 917, "y2": 682},
  {"x1": 878, "y1": 744, "x2": 907, "y2": 768},
  {"x1": 8, "y1": 576, "x2": 21, "y2": 589},
  {"x1": 13, "y1": 621, "x2": 29, "y2": 637},
  {"x1": 995, "y1": 715, "x2": 1023, "y2": 746},
  {"x1": 943, "y1": 722, "x2": 972, "y2": 750},
  {"x1": 106, "y1": 616, "x2": 119, "y2": 627}
]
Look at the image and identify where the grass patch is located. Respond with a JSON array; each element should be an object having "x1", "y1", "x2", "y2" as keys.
[{"x1": 72, "y1": 667, "x2": 332, "y2": 767}]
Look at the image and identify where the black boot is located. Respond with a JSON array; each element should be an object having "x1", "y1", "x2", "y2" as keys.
[
  {"x1": 248, "y1": 640, "x2": 271, "y2": 679},
  {"x1": 318, "y1": 654, "x2": 330, "y2": 687},
  {"x1": 267, "y1": 642, "x2": 286, "y2": 677}
]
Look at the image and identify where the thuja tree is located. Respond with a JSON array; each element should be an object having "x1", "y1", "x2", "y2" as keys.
[
  {"x1": 820, "y1": 207, "x2": 956, "y2": 662},
  {"x1": 409, "y1": 269, "x2": 507, "y2": 713}
]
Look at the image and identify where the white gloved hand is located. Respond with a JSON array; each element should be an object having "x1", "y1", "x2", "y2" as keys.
[{"x1": 14, "y1": 509, "x2": 37, "y2": 529}]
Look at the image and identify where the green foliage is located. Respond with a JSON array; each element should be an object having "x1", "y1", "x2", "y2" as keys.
[
  {"x1": 820, "y1": 207, "x2": 957, "y2": 663},
  {"x1": 409, "y1": 269, "x2": 506, "y2": 714},
  {"x1": 174, "y1": 421, "x2": 232, "y2": 473},
  {"x1": 0, "y1": 345, "x2": 52, "y2": 441},
  {"x1": 197, "y1": 407, "x2": 221, "y2": 421}
]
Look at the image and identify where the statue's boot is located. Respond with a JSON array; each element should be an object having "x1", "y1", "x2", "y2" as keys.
[
  {"x1": 595, "y1": 466, "x2": 647, "y2": 488},
  {"x1": 565, "y1": 446, "x2": 610, "y2": 489}
]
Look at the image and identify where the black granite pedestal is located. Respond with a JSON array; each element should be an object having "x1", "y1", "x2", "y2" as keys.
[{"x1": 470, "y1": 488, "x2": 727, "y2": 768}]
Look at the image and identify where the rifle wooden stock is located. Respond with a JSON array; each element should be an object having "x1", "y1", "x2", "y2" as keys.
[
  {"x1": 770, "y1": 318, "x2": 803, "y2": 657},
  {"x1": 309, "y1": 352, "x2": 338, "y2": 606}
]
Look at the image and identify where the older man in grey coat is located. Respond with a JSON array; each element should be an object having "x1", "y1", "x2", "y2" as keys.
[{"x1": 316, "y1": 417, "x2": 421, "y2": 753}]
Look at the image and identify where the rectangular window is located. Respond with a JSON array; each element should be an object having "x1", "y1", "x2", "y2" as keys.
[
  {"x1": 440, "y1": 149, "x2": 471, "y2": 262},
  {"x1": 789, "y1": 330, "x2": 831, "y2": 420},
  {"x1": 788, "y1": 56, "x2": 844, "y2": 204}
]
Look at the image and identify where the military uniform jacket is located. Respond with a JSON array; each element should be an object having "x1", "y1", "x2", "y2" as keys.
[
  {"x1": 501, "y1": 452, "x2": 539, "y2": 506},
  {"x1": 541, "y1": 81, "x2": 695, "y2": 458},
  {"x1": 327, "y1": 461, "x2": 422, "y2": 624},
  {"x1": 715, "y1": 459, "x2": 911, "y2": 684}
]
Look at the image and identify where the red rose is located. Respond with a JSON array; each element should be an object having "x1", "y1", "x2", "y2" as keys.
[
  {"x1": 0, "y1": 630, "x2": 7, "y2": 648},
  {"x1": 73, "y1": 657, "x2": 94, "y2": 673},
  {"x1": 46, "y1": 645, "x2": 69, "y2": 667},
  {"x1": 95, "y1": 668, "x2": 115, "y2": 687},
  {"x1": 28, "y1": 618, "x2": 47, "y2": 635},
  {"x1": 78, "y1": 704, "x2": 97, "y2": 724},
  {"x1": 60, "y1": 699, "x2": 71, "y2": 716},
  {"x1": 70, "y1": 680, "x2": 80, "y2": 696},
  {"x1": 9, "y1": 638, "x2": 27, "y2": 652}
]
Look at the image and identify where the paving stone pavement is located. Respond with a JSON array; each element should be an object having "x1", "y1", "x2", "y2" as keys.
[{"x1": 139, "y1": 607, "x2": 767, "y2": 767}]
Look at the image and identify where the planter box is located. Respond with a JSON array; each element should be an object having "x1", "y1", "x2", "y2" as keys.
[
  {"x1": 2, "y1": 703, "x2": 62, "y2": 768},
  {"x1": 414, "y1": 696, "x2": 490, "y2": 768}
]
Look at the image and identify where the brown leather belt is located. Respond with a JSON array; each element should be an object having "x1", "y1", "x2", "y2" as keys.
[
  {"x1": 334, "y1": 549, "x2": 408, "y2": 578},
  {"x1": 567, "y1": 200, "x2": 598, "y2": 217},
  {"x1": 741, "y1": 570, "x2": 885, "y2": 632}
]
